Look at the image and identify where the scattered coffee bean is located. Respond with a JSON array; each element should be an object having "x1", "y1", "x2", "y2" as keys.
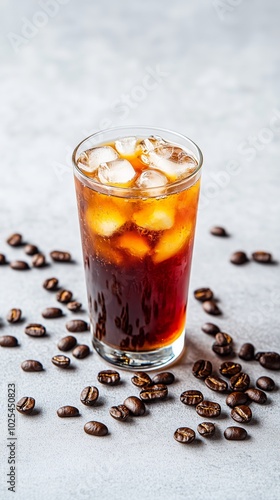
[
  {"x1": 123, "y1": 396, "x2": 145, "y2": 416},
  {"x1": 205, "y1": 375, "x2": 228, "y2": 392},
  {"x1": 32, "y1": 253, "x2": 46, "y2": 268},
  {"x1": 84, "y1": 421, "x2": 108, "y2": 436},
  {"x1": 231, "y1": 405, "x2": 252, "y2": 423},
  {"x1": 226, "y1": 392, "x2": 249, "y2": 408},
  {"x1": 109, "y1": 405, "x2": 130, "y2": 421},
  {"x1": 56, "y1": 289, "x2": 73, "y2": 303},
  {"x1": 21, "y1": 360, "x2": 43, "y2": 372},
  {"x1": 192, "y1": 359, "x2": 212, "y2": 379},
  {"x1": 201, "y1": 322, "x2": 220, "y2": 335},
  {"x1": 239, "y1": 343, "x2": 255, "y2": 361},
  {"x1": 256, "y1": 376, "x2": 275, "y2": 392},
  {"x1": 196, "y1": 401, "x2": 221, "y2": 418},
  {"x1": 67, "y1": 301, "x2": 82, "y2": 312},
  {"x1": 66, "y1": 319, "x2": 88, "y2": 332},
  {"x1": 73, "y1": 344, "x2": 90, "y2": 359},
  {"x1": 24, "y1": 244, "x2": 39, "y2": 255},
  {"x1": 16, "y1": 397, "x2": 35, "y2": 414},
  {"x1": 0, "y1": 335, "x2": 18, "y2": 347},
  {"x1": 98, "y1": 370, "x2": 120, "y2": 385},
  {"x1": 230, "y1": 372, "x2": 250, "y2": 392},
  {"x1": 7, "y1": 233, "x2": 22, "y2": 247},
  {"x1": 43, "y1": 277, "x2": 59, "y2": 291},
  {"x1": 212, "y1": 343, "x2": 233, "y2": 357},
  {"x1": 10, "y1": 260, "x2": 29, "y2": 271},
  {"x1": 50, "y1": 250, "x2": 72, "y2": 262},
  {"x1": 174, "y1": 427, "x2": 195, "y2": 444},
  {"x1": 57, "y1": 406, "x2": 79, "y2": 418},
  {"x1": 25, "y1": 323, "x2": 46, "y2": 337},
  {"x1": 220, "y1": 362, "x2": 242, "y2": 378},
  {"x1": 57, "y1": 335, "x2": 77, "y2": 352},
  {"x1": 131, "y1": 372, "x2": 152, "y2": 387},
  {"x1": 215, "y1": 332, "x2": 232, "y2": 346},
  {"x1": 245, "y1": 388, "x2": 267, "y2": 404},
  {"x1": 80, "y1": 386, "x2": 99, "y2": 406},
  {"x1": 255, "y1": 351, "x2": 265, "y2": 361},
  {"x1": 6, "y1": 308, "x2": 22, "y2": 323},
  {"x1": 140, "y1": 384, "x2": 168, "y2": 401},
  {"x1": 252, "y1": 251, "x2": 272, "y2": 264},
  {"x1": 259, "y1": 352, "x2": 280, "y2": 371},
  {"x1": 0, "y1": 253, "x2": 7, "y2": 265},
  {"x1": 152, "y1": 372, "x2": 175, "y2": 385},
  {"x1": 203, "y1": 301, "x2": 221, "y2": 316},
  {"x1": 210, "y1": 226, "x2": 228, "y2": 237},
  {"x1": 197, "y1": 422, "x2": 215, "y2": 437},
  {"x1": 224, "y1": 426, "x2": 247, "y2": 440},
  {"x1": 180, "y1": 390, "x2": 203, "y2": 406},
  {"x1": 194, "y1": 287, "x2": 213, "y2": 302},
  {"x1": 42, "y1": 307, "x2": 63, "y2": 319},
  {"x1": 230, "y1": 251, "x2": 248, "y2": 265},
  {"x1": 51, "y1": 355, "x2": 70, "y2": 368}
]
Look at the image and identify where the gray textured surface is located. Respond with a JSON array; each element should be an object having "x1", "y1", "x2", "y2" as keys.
[{"x1": 1, "y1": 0, "x2": 280, "y2": 499}]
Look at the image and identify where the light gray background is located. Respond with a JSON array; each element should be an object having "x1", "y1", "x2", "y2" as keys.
[{"x1": 1, "y1": 0, "x2": 280, "y2": 499}]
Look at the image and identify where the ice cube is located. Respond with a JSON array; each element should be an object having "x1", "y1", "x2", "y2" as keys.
[
  {"x1": 152, "y1": 225, "x2": 192, "y2": 263},
  {"x1": 78, "y1": 146, "x2": 118, "y2": 173},
  {"x1": 144, "y1": 145, "x2": 197, "y2": 180},
  {"x1": 98, "y1": 159, "x2": 136, "y2": 185},
  {"x1": 86, "y1": 201, "x2": 127, "y2": 237},
  {"x1": 133, "y1": 200, "x2": 175, "y2": 231},
  {"x1": 116, "y1": 232, "x2": 150, "y2": 258},
  {"x1": 136, "y1": 169, "x2": 168, "y2": 189},
  {"x1": 115, "y1": 136, "x2": 137, "y2": 156}
]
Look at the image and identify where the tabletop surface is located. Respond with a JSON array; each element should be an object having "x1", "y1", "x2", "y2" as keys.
[{"x1": 1, "y1": 1, "x2": 280, "y2": 499}]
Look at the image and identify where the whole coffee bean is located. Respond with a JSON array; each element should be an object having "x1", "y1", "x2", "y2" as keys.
[
  {"x1": 224, "y1": 426, "x2": 247, "y2": 440},
  {"x1": 259, "y1": 352, "x2": 280, "y2": 371},
  {"x1": 32, "y1": 253, "x2": 46, "y2": 268},
  {"x1": 139, "y1": 384, "x2": 168, "y2": 401},
  {"x1": 203, "y1": 301, "x2": 221, "y2": 316},
  {"x1": 245, "y1": 388, "x2": 267, "y2": 404},
  {"x1": 24, "y1": 244, "x2": 39, "y2": 255},
  {"x1": 197, "y1": 422, "x2": 215, "y2": 437},
  {"x1": 131, "y1": 372, "x2": 152, "y2": 387},
  {"x1": 256, "y1": 376, "x2": 275, "y2": 392},
  {"x1": 194, "y1": 287, "x2": 213, "y2": 302},
  {"x1": 205, "y1": 376, "x2": 228, "y2": 392},
  {"x1": 16, "y1": 397, "x2": 35, "y2": 414},
  {"x1": 252, "y1": 251, "x2": 272, "y2": 264},
  {"x1": 231, "y1": 405, "x2": 252, "y2": 423},
  {"x1": 210, "y1": 226, "x2": 228, "y2": 237},
  {"x1": 226, "y1": 392, "x2": 249, "y2": 408},
  {"x1": 201, "y1": 322, "x2": 220, "y2": 335},
  {"x1": 66, "y1": 319, "x2": 88, "y2": 332},
  {"x1": 67, "y1": 301, "x2": 82, "y2": 312},
  {"x1": 109, "y1": 405, "x2": 130, "y2": 421},
  {"x1": 57, "y1": 406, "x2": 79, "y2": 418},
  {"x1": 43, "y1": 277, "x2": 59, "y2": 291},
  {"x1": 80, "y1": 386, "x2": 99, "y2": 406},
  {"x1": 98, "y1": 370, "x2": 120, "y2": 385},
  {"x1": 230, "y1": 372, "x2": 250, "y2": 392},
  {"x1": 174, "y1": 427, "x2": 195, "y2": 444},
  {"x1": 50, "y1": 250, "x2": 72, "y2": 262},
  {"x1": 51, "y1": 355, "x2": 70, "y2": 368},
  {"x1": 192, "y1": 360, "x2": 212, "y2": 379},
  {"x1": 230, "y1": 251, "x2": 248, "y2": 265},
  {"x1": 180, "y1": 390, "x2": 203, "y2": 406},
  {"x1": 212, "y1": 343, "x2": 233, "y2": 357},
  {"x1": 56, "y1": 289, "x2": 73, "y2": 303},
  {"x1": 196, "y1": 401, "x2": 221, "y2": 418},
  {"x1": 220, "y1": 362, "x2": 242, "y2": 378},
  {"x1": 239, "y1": 343, "x2": 255, "y2": 361},
  {"x1": 123, "y1": 396, "x2": 145, "y2": 416},
  {"x1": 10, "y1": 260, "x2": 29, "y2": 270},
  {"x1": 25, "y1": 323, "x2": 46, "y2": 337},
  {"x1": 84, "y1": 421, "x2": 108, "y2": 436},
  {"x1": 152, "y1": 372, "x2": 175, "y2": 385},
  {"x1": 73, "y1": 344, "x2": 90, "y2": 359},
  {"x1": 215, "y1": 332, "x2": 232, "y2": 346},
  {"x1": 0, "y1": 253, "x2": 7, "y2": 265},
  {"x1": 42, "y1": 307, "x2": 63, "y2": 319},
  {"x1": 7, "y1": 233, "x2": 22, "y2": 247},
  {"x1": 7, "y1": 308, "x2": 22, "y2": 323},
  {"x1": 58, "y1": 335, "x2": 77, "y2": 352},
  {"x1": 21, "y1": 360, "x2": 43, "y2": 372},
  {"x1": 0, "y1": 335, "x2": 18, "y2": 347}
]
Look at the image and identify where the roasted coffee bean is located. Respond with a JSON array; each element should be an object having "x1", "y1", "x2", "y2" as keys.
[
  {"x1": 203, "y1": 300, "x2": 221, "y2": 316},
  {"x1": 109, "y1": 405, "x2": 130, "y2": 421},
  {"x1": 194, "y1": 287, "x2": 213, "y2": 302},
  {"x1": 123, "y1": 396, "x2": 146, "y2": 416},
  {"x1": 245, "y1": 388, "x2": 267, "y2": 404},
  {"x1": 16, "y1": 397, "x2": 35, "y2": 414},
  {"x1": 192, "y1": 359, "x2": 212, "y2": 379},
  {"x1": 201, "y1": 322, "x2": 220, "y2": 335},
  {"x1": 224, "y1": 426, "x2": 247, "y2": 440},
  {"x1": 98, "y1": 370, "x2": 120, "y2": 385},
  {"x1": 43, "y1": 277, "x2": 59, "y2": 291},
  {"x1": 7, "y1": 233, "x2": 22, "y2": 247},
  {"x1": 0, "y1": 335, "x2": 18, "y2": 347},
  {"x1": 215, "y1": 332, "x2": 232, "y2": 346},
  {"x1": 66, "y1": 319, "x2": 88, "y2": 332},
  {"x1": 226, "y1": 392, "x2": 249, "y2": 408},
  {"x1": 231, "y1": 405, "x2": 252, "y2": 423},
  {"x1": 6, "y1": 308, "x2": 22, "y2": 323},
  {"x1": 67, "y1": 301, "x2": 82, "y2": 312},
  {"x1": 252, "y1": 251, "x2": 272, "y2": 264},
  {"x1": 21, "y1": 360, "x2": 43, "y2": 372},
  {"x1": 73, "y1": 344, "x2": 90, "y2": 359},
  {"x1": 25, "y1": 323, "x2": 46, "y2": 337},
  {"x1": 230, "y1": 372, "x2": 250, "y2": 392},
  {"x1": 131, "y1": 372, "x2": 152, "y2": 387},
  {"x1": 56, "y1": 289, "x2": 73, "y2": 303},
  {"x1": 50, "y1": 250, "x2": 72, "y2": 262},
  {"x1": 256, "y1": 376, "x2": 275, "y2": 391},
  {"x1": 84, "y1": 421, "x2": 108, "y2": 436},
  {"x1": 180, "y1": 390, "x2": 203, "y2": 406},
  {"x1": 255, "y1": 351, "x2": 265, "y2": 361},
  {"x1": 212, "y1": 343, "x2": 233, "y2": 356},
  {"x1": 57, "y1": 335, "x2": 77, "y2": 352},
  {"x1": 140, "y1": 384, "x2": 168, "y2": 401},
  {"x1": 230, "y1": 251, "x2": 248, "y2": 265},
  {"x1": 57, "y1": 406, "x2": 79, "y2": 418},
  {"x1": 174, "y1": 427, "x2": 195, "y2": 444},
  {"x1": 0, "y1": 253, "x2": 7, "y2": 265},
  {"x1": 80, "y1": 386, "x2": 99, "y2": 406},
  {"x1": 239, "y1": 343, "x2": 255, "y2": 361},
  {"x1": 259, "y1": 352, "x2": 280, "y2": 370},
  {"x1": 10, "y1": 260, "x2": 29, "y2": 270},
  {"x1": 205, "y1": 375, "x2": 228, "y2": 392},
  {"x1": 152, "y1": 372, "x2": 175, "y2": 385},
  {"x1": 24, "y1": 244, "x2": 39, "y2": 255},
  {"x1": 196, "y1": 400, "x2": 221, "y2": 418},
  {"x1": 51, "y1": 355, "x2": 70, "y2": 368},
  {"x1": 197, "y1": 422, "x2": 215, "y2": 437},
  {"x1": 210, "y1": 226, "x2": 228, "y2": 237},
  {"x1": 32, "y1": 253, "x2": 46, "y2": 268},
  {"x1": 220, "y1": 362, "x2": 242, "y2": 378},
  {"x1": 42, "y1": 307, "x2": 63, "y2": 319}
]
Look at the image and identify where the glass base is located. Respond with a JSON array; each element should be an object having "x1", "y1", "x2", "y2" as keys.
[{"x1": 92, "y1": 330, "x2": 185, "y2": 371}]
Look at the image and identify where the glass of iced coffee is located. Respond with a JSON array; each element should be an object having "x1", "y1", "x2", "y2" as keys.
[{"x1": 73, "y1": 127, "x2": 203, "y2": 369}]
